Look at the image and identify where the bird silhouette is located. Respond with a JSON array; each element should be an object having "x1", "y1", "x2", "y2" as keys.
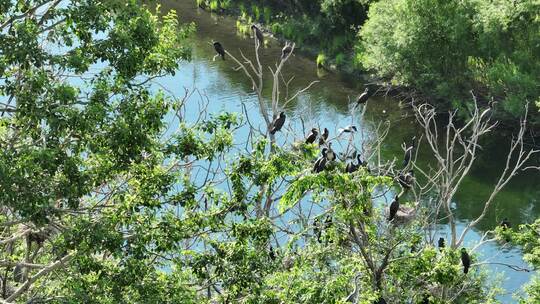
[
  {"x1": 346, "y1": 153, "x2": 364, "y2": 173},
  {"x1": 213, "y1": 42, "x2": 225, "y2": 60},
  {"x1": 500, "y1": 218, "x2": 511, "y2": 230},
  {"x1": 269, "y1": 245, "x2": 276, "y2": 261},
  {"x1": 338, "y1": 125, "x2": 358, "y2": 135},
  {"x1": 319, "y1": 127, "x2": 329, "y2": 145},
  {"x1": 402, "y1": 136, "x2": 416, "y2": 168},
  {"x1": 251, "y1": 25, "x2": 264, "y2": 47},
  {"x1": 270, "y1": 112, "x2": 286, "y2": 135},
  {"x1": 305, "y1": 128, "x2": 319, "y2": 144},
  {"x1": 281, "y1": 44, "x2": 292, "y2": 59},
  {"x1": 438, "y1": 237, "x2": 445, "y2": 249},
  {"x1": 397, "y1": 169, "x2": 415, "y2": 189},
  {"x1": 354, "y1": 87, "x2": 370, "y2": 108},
  {"x1": 388, "y1": 195, "x2": 400, "y2": 221},
  {"x1": 326, "y1": 143, "x2": 336, "y2": 161},
  {"x1": 313, "y1": 148, "x2": 328, "y2": 173},
  {"x1": 461, "y1": 248, "x2": 471, "y2": 274}
]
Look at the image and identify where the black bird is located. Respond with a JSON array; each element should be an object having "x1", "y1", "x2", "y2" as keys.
[
  {"x1": 354, "y1": 87, "x2": 370, "y2": 108},
  {"x1": 500, "y1": 218, "x2": 511, "y2": 230},
  {"x1": 397, "y1": 169, "x2": 415, "y2": 189},
  {"x1": 346, "y1": 153, "x2": 364, "y2": 173},
  {"x1": 313, "y1": 148, "x2": 328, "y2": 173},
  {"x1": 213, "y1": 42, "x2": 225, "y2": 60},
  {"x1": 461, "y1": 248, "x2": 471, "y2": 274},
  {"x1": 338, "y1": 125, "x2": 357, "y2": 135},
  {"x1": 269, "y1": 245, "x2": 276, "y2": 261},
  {"x1": 388, "y1": 195, "x2": 400, "y2": 221},
  {"x1": 319, "y1": 127, "x2": 329, "y2": 145},
  {"x1": 270, "y1": 112, "x2": 286, "y2": 135},
  {"x1": 281, "y1": 44, "x2": 292, "y2": 59},
  {"x1": 438, "y1": 237, "x2": 445, "y2": 249},
  {"x1": 326, "y1": 143, "x2": 336, "y2": 161},
  {"x1": 251, "y1": 24, "x2": 264, "y2": 47},
  {"x1": 402, "y1": 136, "x2": 416, "y2": 168},
  {"x1": 305, "y1": 128, "x2": 319, "y2": 144}
]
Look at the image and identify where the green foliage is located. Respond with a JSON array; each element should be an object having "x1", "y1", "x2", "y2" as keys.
[
  {"x1": 360, "y1": 0, "x2": 540, "y2": 124},
  {"x1": 316, "y1": 53, "x2": 327, "y2": 68}
]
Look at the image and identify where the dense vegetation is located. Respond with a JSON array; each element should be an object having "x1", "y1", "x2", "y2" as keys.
[
  {"x1": 1, "y1": 0, "x2": 539, "y2": 303},
  {"x1": 196, "y1": 0, "x2": 540, "y2": 127}
]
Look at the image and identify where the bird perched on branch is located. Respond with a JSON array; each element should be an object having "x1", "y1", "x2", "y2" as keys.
[
  {"x1": 461, "y1": 248, "x2": 471, "y2": 274},
  {"x1": 438, "y1": 237, "x2": 445, "y2": 249},
  {"x1": 313, "y1": 148, "x2": 328, "y2": 173},
  {"x1": 251, "y1": 24, "x2": 264, "y2": 47},
  {"x1": 354, "y1": 87, "x2": 370, "y2": 108},
  {"x1": 500, "y1": 218, "x2": 511, "y2": 230},
  {"x1": 388, "y1": 195, "x2": 400, "y2": 221},
  {"x1": 281, "y1": 43, "x2": 292, "y2": 59},
  {"x1": 326, "y1": 143, "x2": 336, "y2": 161},
  {"x1": 319, "y1": 127, "x2": 329, "y2": 145},
  {"x1": 397, "y1": 169, "x2": 415, "y2": 189},
  {"x1": 346, "y1": 153, "x2": 364, "y2": 173},
  {"x1": 305, "y1": 128, "x2": 319, "y2": 144},
  {"x1": 338, "y1": 125, "x2": 357, "y2": 135},
  {"x1": 213, "y1": 42, "x2": 225, "y2": 60},
  {"x1": 270, "y1": 112, "x2": 286, "y2": 135}
]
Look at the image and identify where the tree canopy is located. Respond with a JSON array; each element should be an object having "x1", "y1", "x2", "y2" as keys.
[{"x1": 1, "y1": 1, "x2": 539, "y2": 303}]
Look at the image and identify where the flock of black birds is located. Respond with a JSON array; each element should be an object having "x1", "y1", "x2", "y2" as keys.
[
  {"x1": 213, "y1": 25, "x2": 293, "y2": 62},
  {"x1": 211, "y1": 24, "x2": 515, "y2": 303}
]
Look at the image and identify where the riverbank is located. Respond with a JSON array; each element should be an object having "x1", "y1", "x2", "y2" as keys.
[{"x1": 193, "y1": 0, "x2": 540, "y2": 132}]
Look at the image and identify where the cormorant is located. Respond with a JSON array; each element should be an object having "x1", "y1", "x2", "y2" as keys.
[
  {"x1": 338, "y1": 125, "x2": 358, "y2": 135},
  {"x1": 388, "y1": 195, "x2": 400, "y2": 221},
  {"x1": 313, "y1": 148, "x2": 328, "y2": 173},
  {"x1": 305, "y1": 128, "x2": 319, "y2": 144},
  {"x1": 346, "y1": 153, "x2": 364, "y2": 173},
  {"x1": 500, "y1": 218, "x2": 511, "y2": 230},
  {"x1": 270, "y1": 112, "x2": 286, "y2": 134},
  {"x1": 319, "y1": 127, "x2": 329, "y2": 145},
  {"x1": 213, "y1": 42, "x2": 225, "y2": 60},
  {"x1": 354, "y1": 87, "x2": 370, "y2": 108},
  {"x1": 438, "y1": 237, "x2": 445, "y2": 249},
  {"x1": 251, "y1": 25, "x2": 264, "y2": 47},
  {"x1": 461, "y1": 248, "x2": 471, "y2": 274},
  {"x1": 397, "y1": 169, "x2": 415, "y2": 189},
  {"x1": 402, "y1": 136, "x2": 416, "y2": 168},
  {"x1": 269, "y1": 245, "x2": 276, "y2": 261},
  {"x1": 281, "y1": 44, "x2": 292, "y2": 59},
  {"x1": 326, "y1": 143, "x2": 336, "y2": 161}
]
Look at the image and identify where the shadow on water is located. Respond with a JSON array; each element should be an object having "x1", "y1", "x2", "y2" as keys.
[{"x1": 155, "y1": 1, "x2": 538, "y2": 301}]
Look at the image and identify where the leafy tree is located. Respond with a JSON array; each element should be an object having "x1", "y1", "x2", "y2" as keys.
[
  {"x1": 1, "y1": 1, "x2": 538, "y2": 303},
  {"x1": 501, "y1": 220, "x2": 540, "y2": 303},
  {"x1": 359, "y1": 0, "x2": 540, "y2": 125}
]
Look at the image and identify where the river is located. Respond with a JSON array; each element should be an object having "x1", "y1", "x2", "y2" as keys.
[{"x1": 157, "y1": 1, "x2": 539, "y2": 302}]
